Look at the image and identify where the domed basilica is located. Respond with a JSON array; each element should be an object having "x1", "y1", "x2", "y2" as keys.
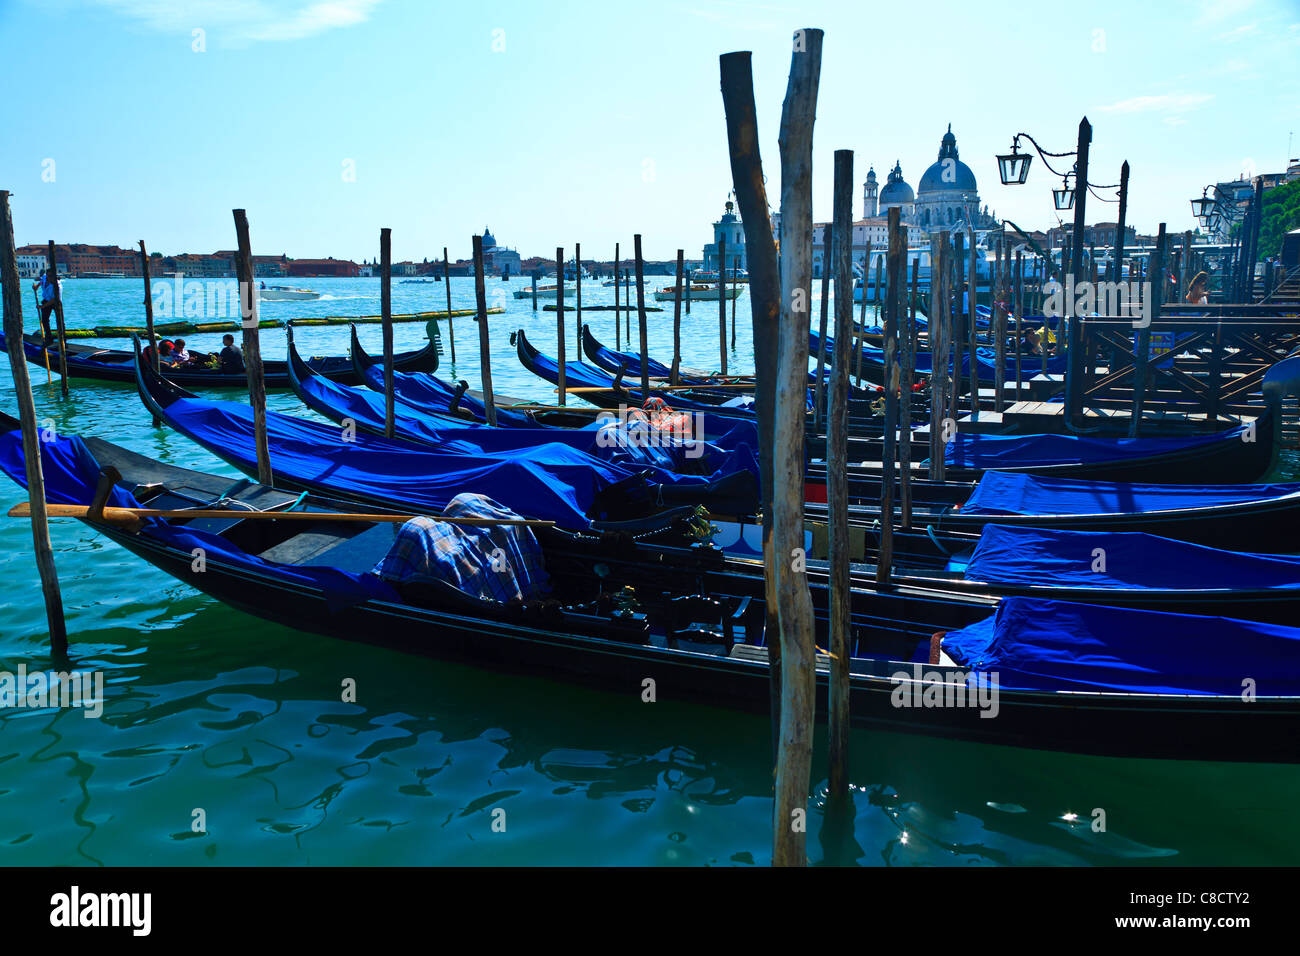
[{"x1": 862, "y1": 125, "x2": 999, "y2": 236}]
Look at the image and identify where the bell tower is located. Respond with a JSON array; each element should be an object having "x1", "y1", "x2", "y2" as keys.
[{"x1": 863, "y1": 167, "x2": 878, "y2": 218}]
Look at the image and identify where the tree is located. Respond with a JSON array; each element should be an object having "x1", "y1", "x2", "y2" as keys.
[{"x1": 1258, "y1": 178, "x2": 1300, "y2": 258}]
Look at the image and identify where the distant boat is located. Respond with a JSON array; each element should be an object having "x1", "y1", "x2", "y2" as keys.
[
  {"x1": 512, "y1": 284, "x2": 576, "y2": 300},
  {"x1": 601, "y1": 278, "x2": 637, "y2": 287},
  {"x1": 78, "y1": 271, "x2": 125, "y2": 279},
  {"x1": 654, "y1": 284, "x2": 742, "y2": 302},
  {"x1": 259, "y1": 285, "x2": 320, "y2": 301}
]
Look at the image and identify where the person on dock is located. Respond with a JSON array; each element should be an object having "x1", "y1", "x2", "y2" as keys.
[
  {"x1": 219, "y1": 333, "x2": 245, "y2": 374},
  {"x1": 1185, "y1": 271, "x2": 1209, "y2": 305},
  {"x1": 31, "y1": 269, "x2": 59, "y2": 342}
]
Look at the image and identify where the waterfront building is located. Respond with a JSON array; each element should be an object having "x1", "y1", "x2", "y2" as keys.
[
  {"x1": 702, "y1": 200, "x2": 747, "y2": 272},
  {"x1": 479, "y1": 228, "x2": 522, "y2": 276}
]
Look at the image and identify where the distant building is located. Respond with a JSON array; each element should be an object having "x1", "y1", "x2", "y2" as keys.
[
  {"x1": 702, "y1": 200, "x2": 747, "y2": 272},
  {"x1": 286, "y1": 258, "x2": 359, "y2": 277},
  {"x1": 479, "y1": 228, "x2": 522, "y2": 276}
]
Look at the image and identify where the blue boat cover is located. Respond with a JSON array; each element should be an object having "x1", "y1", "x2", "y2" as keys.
[
  {"x1": 965, "y1": 524, "x2": 1300, "y2": 591},
  {"x1": 962, "y1": 471, "x2": 1300, "y2": 517},
  {"x1": 0, "y1": 427, "x2": 399, "y2": 610},
  {"x1": 150, "y1": 392, "x2": 756, "y2": 529},
  {"x1": 296, "y1": 357, "x2": 758, "y2": 476},
  {"x1": 372, "y1": 494, "x2": 551, "y2": 603},
  {"x1": 941, "y1": 596, "x2": 1300, "y2": 695},
  {"x1": 945, "y1": 423, "x2": 1249, "y2": 470},
  {"x1": 362, "y1": 362, "x2": 538, "y2": 428}
]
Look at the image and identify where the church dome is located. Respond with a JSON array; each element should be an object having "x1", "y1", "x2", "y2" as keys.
[
  {"x1": 878, "y1": 160, "x2": 914, "y2": 205},
  {"x1": 482, "y1": 228, "x2": 497, "y2": 249},
  {"x1": 918, "y1": 125, "x2": 977, "y2": 194}
]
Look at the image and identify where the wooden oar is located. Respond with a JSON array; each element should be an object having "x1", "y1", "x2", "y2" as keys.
[{"x1": 9, "y1": 502, "x2": 555, "y2": 532}]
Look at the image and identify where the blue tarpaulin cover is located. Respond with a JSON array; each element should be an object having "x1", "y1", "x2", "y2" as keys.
[
  {"x1": 296, "y1": 356, "x2": 756, "y2": 476},
  {"x1": 962, "y1": 471, "x2": 1300, "y2": 517},
  {"x1": 149, "y1": 392, "x2": 756, "y2": 529},
  {"x1": 362, "y1": 362, "x2": 537, "y2": 428},
  {"x1": 0, "y1": 427, "x2": 399, "y2": 610},
  {"x1": 945, "y1": 423, "x2": 1249, "y2": 470},
  {"x1": 965, "y1": 524, "x2": 1300, "y2": 591},
  {"x1": 941, "y1": 596, "x2": 1300, "y2": 695}
]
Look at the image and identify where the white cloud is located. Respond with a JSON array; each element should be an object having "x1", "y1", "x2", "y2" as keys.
[
  {"x1": 1097, "y1": 93, "x2": 1214, "y2": 115},
  {"x1": 93, "y1": 0, "x2": 382, "y2": 44},
  {"x1": 1218, "y1": 22, "x2": 1259, "y2": 41}
]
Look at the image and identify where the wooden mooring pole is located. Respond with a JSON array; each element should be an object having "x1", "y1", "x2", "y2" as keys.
[
  {"x1": 575, "y1": 242, "x2": 583, "y2": 361},
  {"x1": 717, "y1": 235, "x2": 728, "y2": 374},
  {"x1": 900, "y1": 253, "x2": 917, "y2": 527},
  {"x1": 381, "y1": 228, "x2": 395, "y2": 438},
  {"x1": 1, "y1": 191, "x2": 67, "y2": 655},
  {"x1": 721, "y1": 48, "x2": 781, "y2": 769},
  {"x1": 556, "y1": 247, "x2": 566, "y2": 407},
  {"x1": 473, "y1": 235, "x2": 497, "y2": 426},
  {"x1": 827, "y1": 148, "x2": 854, "y2": 802},
  {"x1": 232, "y1": 209, "x2": 272, "y2": 485},
  {"x1": 671, "y1": 250, "x2": 684, "y2": 385},
  {"x1": 443, "y1": 246, "x2": 456, "y2": 363},
  {"x1": 1129, "y1": 223, "x2": 1165, "y2": 438},
  {"x1": 929, "y1": 232, "x2": 949, "y2": 481},
  {"x1": 139, "y1": 240, "x2": 161, "y2": 428},
  {"x1": 877, "y1": 206, "x2": 902, "y2": 588},
  {"x1": 634, "y1": 234, "x2": 650, "y2": 397},
  {"x1": 770, "y1": 26, "x2": 822, "y2": 867},
  {"x1": 613, "y1": 242, "x2": 621, "y2": 350}
]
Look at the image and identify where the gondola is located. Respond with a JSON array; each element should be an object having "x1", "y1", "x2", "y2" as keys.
[
  {"x1": 804, "y1": 469, "x2": 1300, "y2": 552},
  {"x1": 515, "y1": 328, "x2": 764, "y2": 418},
  {"x1": 4, "y1": 417, "x2": 1298, "y2": 763},
  {"x1": 284, "y1": 324, "x2": 763, "y2": 491},
  {"x1": 3, "y1": 327, "x2": 438, "y2": 388},
  {"x1": 349, "y1": 325, "x2": 602, "y2": 429},
  {"x1": 132, "y1": 339, "x2": 759, "y2": 529},
  {"x1": 809, "y1": 328, "x2": 1070, "y2": 383}
]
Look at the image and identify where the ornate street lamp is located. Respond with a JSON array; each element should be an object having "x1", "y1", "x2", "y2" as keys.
[
  {"x1": 1190, "y1": 187, "x2": 1216, "y2": 220},
  {"x1": 1052, "y1": 176, "x2": 1075, "y2": 211},
  {"x1": 996, "y1": 139, "x2": 1033, "y2": 185}
]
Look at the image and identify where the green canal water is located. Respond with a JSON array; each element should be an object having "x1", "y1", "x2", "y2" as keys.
[{"x1": 1, "y1": 277, "x2": 1296, "y2": 866}]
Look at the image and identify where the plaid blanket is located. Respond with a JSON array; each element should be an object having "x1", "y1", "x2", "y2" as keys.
[{"x1": 372, "y1": 494, "x2": 550, "y2": 604}]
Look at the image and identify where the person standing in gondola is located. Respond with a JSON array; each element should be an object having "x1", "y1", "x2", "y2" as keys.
[{"x1": 31, "y1": 268, "x2": 59, "y2": 343}]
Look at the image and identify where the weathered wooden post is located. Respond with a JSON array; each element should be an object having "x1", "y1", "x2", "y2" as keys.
[
  {"x1": 900, "y1": 253, "x2": 917, "y2": 527},
  {"x1": 1, "y1": 191, "x2": 67, "y2": 655},
  {"x1": 731, "y1": 254, "x2": 740, "y2": 351},
  {"x1": 929, "y1": 232, "x2": 949, "y2": 481},
  {"x1": 1110, "y1": 161, "x2": 1129, "y2": 283},
  {"x1": 232, "y1": 210, "x2": 272, "y2": 485},
  {"x1": 531, "y1": 272, "x2": 538, "y2": 311},
  {"x1": 717, "y1": 235, "x2": 728, "y2": 374},
  {"x1": 671, "y1": 249, "x2": 684, "y2": 385},
  {"x1": 853, "y1": 241, "x2": 871, "y2": 386},
  {"x1": 44, "y1": 240, "x2": 69, "y2": 396},
  {"x1": 967, "y1": 228, "x2": 979, "y2": 421},
  {"x1": 827, "y1": 148, "x2": 853, "y2": 802},
  {"x1": 556, "y1": 247, "x2": 566, "y2": 407},
  {"x1": 685, "y1": 262, "x2": 692, "y2": 316},
  {"x1": 634, "y1": 234, "x2": 650, "y2": 397},
  {"x1": 381, "y1": 228, "x2": 395, "y2": 438},
  {"x1": 473, "y1": 235, "x2": 497, "y2": 426},
  {"x1": 950, "y1": 231, "x2": 965, "y2": 423},
  {"x1": 575, "y1": 242, "x2": 583, "y2": 361},
  {"x1": 139, "y1": 240, "x2": 161, "y2": 428},
  {"x1": 1129, "y1": 223, "x2": 1165, "y2": 437},
  {"x1": 1013, "y1": 250, "x2": 1024, "y2": 400},
  {"x1": 877, "y1": 207, "x2": 903, "y2": 588},
  {"x1": 993, "y1": 238, "x2": 1006, "y2": 411},
  {"x1": 443, "y1": 246, "x2": 456, "y2": 363},
  {"x1": 721, "y1": 48, "x2": 780, "y2": 764},
  {"x1": 613, "y1": 242, "x2": 621, "y2": 350},
  {"x1": 768, "y1": 26, "x2": 822, "y2": 867},
  {"x1": 814, "y1": 223, "x2": 832, "y2": 427},
  {"x1": 1064, "y1": 117, "x2": 1091, "y2": 426}
]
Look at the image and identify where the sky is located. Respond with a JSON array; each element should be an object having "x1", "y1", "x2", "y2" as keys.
[{"x1": 1, "y1": 0, "x2": 1297, "y2": 263}]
